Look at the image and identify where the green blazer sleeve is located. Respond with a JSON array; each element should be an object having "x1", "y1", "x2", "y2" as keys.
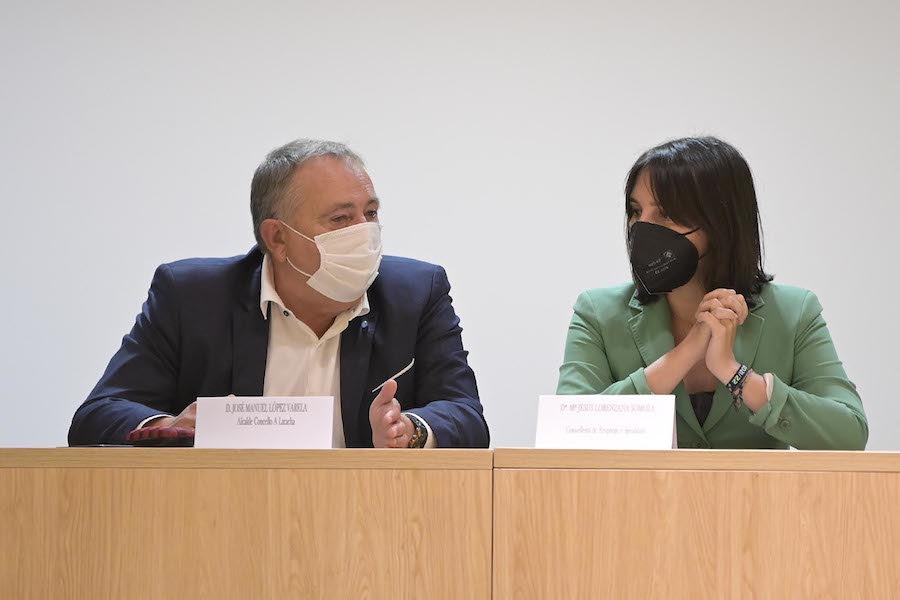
[
  {"x1": 747, "y1": 291, "x2": 867, "y2": 450},
  {"x1": 557, "y1": 291, "x2": 653, "y2": 396}
]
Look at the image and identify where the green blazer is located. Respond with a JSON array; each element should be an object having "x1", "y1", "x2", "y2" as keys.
[{"x1": 557, "y1": 282, "x2": 867, "y2": 450}]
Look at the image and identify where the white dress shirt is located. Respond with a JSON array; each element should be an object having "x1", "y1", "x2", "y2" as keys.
[{"x1": 259, "y1": 254, "x2": 368, "y2": 448}]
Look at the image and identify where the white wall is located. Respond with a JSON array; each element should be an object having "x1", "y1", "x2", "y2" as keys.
[{"x1": 1, "y1": 0, "x2": 897, "y2": 448}]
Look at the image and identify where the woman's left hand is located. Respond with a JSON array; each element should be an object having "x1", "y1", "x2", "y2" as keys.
[
  {"x1": 720, "y1": 292, "x2": 749, "y2": 325},
  {"x1": 696, "y1": 307, "x2": 741, "y2": 383}
]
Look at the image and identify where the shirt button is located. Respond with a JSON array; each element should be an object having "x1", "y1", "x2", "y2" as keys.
[
  {"x1": 779, "y1": 419, "x2": 791, "y2": 429},
  {"x1": 283, "y1": 310, "x2": 290, "y2": 317}
]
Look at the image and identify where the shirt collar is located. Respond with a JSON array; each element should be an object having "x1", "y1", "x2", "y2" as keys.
[{"x1": 259, "y1": 253, "x2": 370, "y2": 322}]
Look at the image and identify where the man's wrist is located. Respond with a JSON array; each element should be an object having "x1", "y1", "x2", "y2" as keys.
[
  {"x1": 138, "y1": 415, "x2": 174, "y2": 429},
  {"x1": 401, "y1": 415, "x2": 415, "y2": 441},
  {"x1": 403, "y1": 412, "x2": 428, "y2": 448}
]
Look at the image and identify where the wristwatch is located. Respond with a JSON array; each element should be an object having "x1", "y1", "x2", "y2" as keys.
[{"x1": 405, "y1": 412, "x2": 428, "y2": 448}]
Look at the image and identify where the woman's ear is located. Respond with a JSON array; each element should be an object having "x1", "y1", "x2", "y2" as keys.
[{"x1": 690, "y1": 229, "x2": 710, "y2": 259}]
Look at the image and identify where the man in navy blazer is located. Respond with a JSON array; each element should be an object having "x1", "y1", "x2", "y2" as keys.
[{"x1": 68, "y1": 139, "x2": 489, "y2": 448}]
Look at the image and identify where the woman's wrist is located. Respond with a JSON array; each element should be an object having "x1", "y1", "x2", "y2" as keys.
[
  {"x1": 739, "y1": 372, "x2": 769, "y2": 412},
  {"x1": 647, "y1": 338, "x2": 703, "y2": 394},
  {"x1": 682, "y1": 323, "x2": 711, "y2": 363},
  {"x1": 711, "y1": 358, "x2": 742, "y2": 385}
]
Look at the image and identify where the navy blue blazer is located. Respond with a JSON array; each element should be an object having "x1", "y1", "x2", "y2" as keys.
[{"x1": 68, "y1": 247, "x2": 489, "y2": 447}]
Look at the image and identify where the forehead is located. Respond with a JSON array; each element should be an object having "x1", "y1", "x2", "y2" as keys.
[
  {"x1": 284, "y1": 156, "x2": 375, "y2": 212},
  {"x1": 630, "y1": 170, "x2": 657, "y2": 205}
]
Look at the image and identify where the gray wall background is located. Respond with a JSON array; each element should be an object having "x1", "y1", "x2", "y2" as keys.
[{"x1": 1, "y1": 0, "x2": 897, "y2": 448}]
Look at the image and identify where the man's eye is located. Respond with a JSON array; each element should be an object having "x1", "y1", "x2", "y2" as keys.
[
  {"x1": 332, "y1": 215, "x2": 350, "y2": 224},
  {"x1": 365, "y1": 210, "x2": 379, "y2": 219}
]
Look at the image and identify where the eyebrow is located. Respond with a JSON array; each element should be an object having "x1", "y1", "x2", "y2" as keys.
[
  {"x1": 628, "y1": 196, "x2": 666, "y2": 212},
  {"x1": 325, "y1": 197, "x2": 380, "y2": 214}
]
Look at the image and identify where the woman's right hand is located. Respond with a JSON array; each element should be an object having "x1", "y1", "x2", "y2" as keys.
[
  {"x1": 695, "y1": 289, "x2": 748, "y2": 325},
  {"x1": 683, "y1": 289, "x2": 747, "y2": 363}
]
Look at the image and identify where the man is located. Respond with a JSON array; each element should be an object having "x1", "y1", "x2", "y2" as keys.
[{"x1": 68, "y1": 139, "x2": 489, "y2": 448}]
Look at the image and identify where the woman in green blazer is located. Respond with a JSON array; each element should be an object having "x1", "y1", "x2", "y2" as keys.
[{"x1": 557, "y1": 137, "x2": 867, "y2": 450}]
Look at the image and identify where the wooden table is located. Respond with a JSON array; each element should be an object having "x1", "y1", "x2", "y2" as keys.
[
  {"x1": 492, "y1": 449, "x2": 900, "y2": 599},
  {"x1": 0, "y1": 449, "x2": 493, "y2": 599},
  {"x1": 6, "y1": 448, "x2": 899, "y2": 599}
]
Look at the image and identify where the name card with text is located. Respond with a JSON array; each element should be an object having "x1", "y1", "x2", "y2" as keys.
[
  {"x1": 195, "y1": 396, "x2": 334, "y2": 449},
  {"x1": 535, "y1": 395, "x2": 676, "y2": 449}
]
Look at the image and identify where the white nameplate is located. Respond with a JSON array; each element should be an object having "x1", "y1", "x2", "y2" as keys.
[
  {"x1": 535, "y1": 395, "x2": 676, "y2": 449},
  {"x1": 194, "y1": 396, "x2": 334, "y2": 449}
]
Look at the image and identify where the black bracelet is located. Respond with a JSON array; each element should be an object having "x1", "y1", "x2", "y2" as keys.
[{"x1": 726, "y1": 364, "x2": 752, "y2": 409}]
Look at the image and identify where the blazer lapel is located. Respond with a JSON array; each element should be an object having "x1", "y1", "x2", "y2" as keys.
[
  {"x1": 702, "y1": 297, "x2": 766, "y2": 432},
  {"x1": 628, "y1": 294, "x2": 674, "y2": 366},
  {"x1": 340, "y1": 312, "x2": 377, "y2": 447},
  {"x1": 231, "y1": 259, "x2": 269, "y2": 396},
  {"x1": 628, "y1": 294, "x2": 705, "y2": 440}
]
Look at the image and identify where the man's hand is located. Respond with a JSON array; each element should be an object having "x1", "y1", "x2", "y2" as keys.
[
  {"x1": 368, "y1": 380, "x2": 413, "y2": 448},
  {"x1": 140, "y1": 401, "x2": 198, "y2": 431}
]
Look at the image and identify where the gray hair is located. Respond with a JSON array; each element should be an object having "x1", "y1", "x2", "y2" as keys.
[{"x1": 250, "y1": 138, "x2": 365, "y2": 250}]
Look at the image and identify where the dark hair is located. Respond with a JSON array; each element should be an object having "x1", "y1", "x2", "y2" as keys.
[
  {"x1": 625, "y1": 136, "x2": 773, "y2": 304},
  {"x1": 250, "y1": 139, "x2": 364, "y2": 250}
]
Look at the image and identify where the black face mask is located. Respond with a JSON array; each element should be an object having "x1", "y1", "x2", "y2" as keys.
[{"x1": 629, "y1": 221, "x2": 701, "y2": 295}]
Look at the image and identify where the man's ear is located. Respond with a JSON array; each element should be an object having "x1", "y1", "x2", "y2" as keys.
[{"x1": 258, "y1": 219, "x2": 287, "y2": 260}]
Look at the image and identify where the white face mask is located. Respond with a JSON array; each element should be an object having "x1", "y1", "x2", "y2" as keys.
[{"x1": 279, "y1": 220, "x2": 383, "y2": 302}]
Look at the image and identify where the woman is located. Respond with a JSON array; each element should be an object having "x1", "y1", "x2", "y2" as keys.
[{"x1": 557, "y1": 137, "x2": 867, "y2": 449}]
